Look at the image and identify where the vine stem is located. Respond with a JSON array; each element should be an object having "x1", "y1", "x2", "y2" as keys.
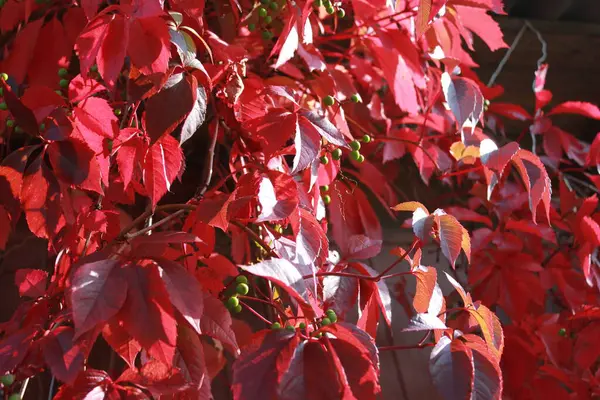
[
  {"x1": 239, "y1": 300, "x2": 272, "y2": 325},
  {"x1": 116, "y1": 203, "x2": 195, "y2": 240},
  {"x1": 231, "y1": 221, "x2": 279, "y2": 258},
  {"x1": 378, "y1": 342, "x2": 435, "y2": 351}
]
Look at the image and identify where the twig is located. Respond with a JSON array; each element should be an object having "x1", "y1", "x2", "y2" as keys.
[
  {"x1": 487, "y1": 22, "x2": 527, "y2": 87},
  {"x1": 116, "y1": 204, "x2": 195, "y2": 240},
  {"x1": 378, "y1": 343, "x2": 435, "y2": 351},
  {"x1": 524, "y1": 20, "x2": 548, "y2": 69},
  {"x1": 20, "y1": 377, "x2": 30, "y2": 398},
  {"x1": 375, "y1": 239, "x2": 418, "y2": 279},
  {"x1": 231, "y1": 221, "x2": 279, "y2": 258},
  {"x1": 196, "y1": 120, "x2": 220, "y2": 198},
  {"x1": 47, "y1": 376, "x2": 56, "y2": 400},
  {"x1": 125, "y1": 208, "x2": 189, "y2": 240}
]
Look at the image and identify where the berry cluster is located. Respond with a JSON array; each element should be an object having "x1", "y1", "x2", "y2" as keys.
[
  {"x1": 313, "y1": 0, "x2": 345, "y2": 18},
  {"x1": 248, "y1": 0, "x2": 284, "y2": 41},
  {"x1": 225, "y1": 275, "x2": 250, "y2": 314},
  {"x1": 0, "y1": 374, "x2": 20, "y2": 400}
]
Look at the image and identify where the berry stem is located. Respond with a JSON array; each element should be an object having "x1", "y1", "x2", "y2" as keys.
[
  {"x1": 239, "y1": 300, "x2": 273, "y2": 325},
  {"x1": 374, "y1": 239, "x2": 419, "y2": 280}
]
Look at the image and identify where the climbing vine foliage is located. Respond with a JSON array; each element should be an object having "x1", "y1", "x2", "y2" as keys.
[{"x1": 0, "y1": 0, "x2": 599, "y2": 399}]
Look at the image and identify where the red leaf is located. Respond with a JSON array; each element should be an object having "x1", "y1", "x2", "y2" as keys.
[
  {"x1": 54, "y1": 369, "x2": 119, "y2": 400},
  {"x1": 0, "y1": 80, "x2": 40, "y2": 137},
  {"x1": 299, "y1": 110, "x2": 348, "y2": 148},
  {"x1": 293, "y1": 115, "x2": 322, "y2": 173},
  {"x1": 74, "y1": 96, "x2": 119, "y2": 139},
  {"x1": 47, "y1": 139, "x2": 103, "y2": 193},
  {"x1": 120, "y1": 264, "x2": 177, "y2": 360},
  {"x1": 77, "y1": 13, "x2": 128, "y2": 88},
  {"x1": 255, "y1": 172, "x2": 299, "y2": 222},
  {"x1": 436, "y1": 213, "x2": 468, "y2": 267},
  {"x1": 70, "y1": 254, "x2": 128, "y2": 338},
  {"x1": 68, "y1": 74, "x2": 106, "y2": 103},
  {"x1": 469, "y1": 303, "x2": 504, "y2": 360},
  {"x1": 157, "y1": 259, "x2": 204, "y2": 335},
  {"x1": 180, "y1": 85, "x2": 207, "y2": 145},
  {"x1": 455, "y1": 5, "x2": 508, "y2": 52},
  {"x1": 20, "y1": 86, "x2": 66, "y2": 123},
  {"x1": 200, "y1": 292, "x2": 239, "y2": 354},
  {"x1": 413, "y1": 265, "x2": 438, "y2": 313},
  {"x1": 511, "y1": 149, "x2": 552, "y2": 223},
  {"x1": 143, "y1": 134, "x2": 184, "y2": 209},
  {"x1": 487, "y1": 103, "x2": 532, "y2": 121},
  {"x1": 548, "y1": 101, "x2": 600, "y2": 119},
  {"x1": 416, "y1": 0, "x2": 447, "y2": 36},
  {"x1": 231, "y1": 330, "x2": 299, "y2": 400},
  {"x1": 0, "y1": 329, "x2": 36, "y2": 375},
  {"x1": 175, "y1": 325, "x2": 212, "y2": 397},
  {"x1": 14, "y1": 269, "x2": 48, "y2": 298},
  {"x1": 127, "y1": 16, "x2": 170, "y2": 76},
  {"x1": 0, "y1": 145, "x2": 40, "y2": 220},
  {"x1": 3, "y1": 18, "x2": 43, "y2": 84},
  {"x1": 145, "y1": 73, "x2": 197, "y2": 144},
  {"x1": 102, "y1": 320, "x2": 141, "y2": 368},
  {"x1": 42, "y1": 326, "x2": 85, "y2": 384},
  {"x1": 272, "y1": 13, "x2": 299, "y2": 69}
]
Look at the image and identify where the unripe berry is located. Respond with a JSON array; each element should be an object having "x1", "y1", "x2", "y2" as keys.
[
  {"x1": 262, "y1": 30, "x2": 273, "y2": 40},
  {"x1": 233, "y1": 304, "x2": 243, "y2": 313},
  {"x1": 271, "y1": 322, "x2": 281, "y2": 330},
  {"x1": 357, "y1": 154, "x2": 365, "y2": 163},
  {"x1": 350, "y1": 93, "x2": 361, "y2": 103},
  {"x1": 264, "y1": 15, "x2": 272, "y2": 24},
  {"x1": 0, "y1": 102, "x2": 7, "y2": 110},
  {"x1": 59, "y1": 79, "x2": 69, "y2": 88},
  {"x1": 58, "y1": 68, "x2": 68, "y2": 78},
  {"x1": 248, "y1": 23, "x2": 256, "y2": 31},
  {"x1": 350, "y1": 140, "x2": 361, "y2": 151},
  {"x1": 320, "y1": 155, "x2": 329, "y2": 165},
  {"x1": 285, "y1": 325, "x2": 295, "y2": 331},
  {"x1": 326, "y1": 309, "x2": 338, "y2": 323},
  {"x1": 39, "y1": 123, "x2": 45, "y2": 131},
  {"x1": 326, "y1": 6, "x2": 335, "y2": 14},
  {"x1": 299, "y1": 322, "x2": 306, "y2": 329},
  {"x1": 331, "y1": 148, "x2": 342, "y2": 160},
  {"x1": 558, "y1": 328, "x2": 567, "y2": 337},
  {"x1": 6, "y1": 119, "x2": 14, "y2": 128},
  {"x1": 323, "y1": 95, "x2": 335, "y2": 106},
  {"x1": 8, "y1": 394, "x2": 21, "y2": 400},
  {"x1": 0, "y1": 72, "x2": 8, "y2": 81},
  {"x1": 55, "y1": 90, "x2": 63, "y2": 96},
  {"x1": 90, "y1": 65, "x2": 98, "y2": 73},
  {"x1": 269, "y1": 2, "x2": 278, "y2": 10},
  {"x1": 313, "y1": 0, "x2": 322, "y2": 6},
  {"x1": 337, "y1": 8, "x2": 345, "y2": 18},
  {"x1": 321, "y1": 317, "x2": 332, "y2": 326},
  {"x1": 258, "y1": 7, "x2": 268, "y2": 18},
  {"x1": 362, "y1": 134, "x2": 372, "y2": 143},
  {"x1": 350, "y1": 150, "x2": 360, "y2": 161},
  {"x1": 260, "y1": 0, "x2": 269, "y2": 3},
  {"x1": 0, "y1": 374, "x2": 15, "y2": 386},
  {"x1": 323, "y1": 194, "x2": 331, "y2": 205},
  {"x1": 226, "y1": 296, "x2": 239, "y2": 309},
  {"x1": 114, "y1": 109, "x2": 122, "y2": 116},
  {"x1": 320, "y1": 185, "x2": 329, "y2": 192},
  {"x1": 236, "y1": 283, "x2": 249, "y2": 295},
  {"x1": 236, "y1": 275, "x2": 248, "y2": 284},
  {"x1": 14, "y1": 126, "x2": 23, "y2": 134},
  {"x1": 0, "y1": 87, "x2": 3, "y2": 96}
]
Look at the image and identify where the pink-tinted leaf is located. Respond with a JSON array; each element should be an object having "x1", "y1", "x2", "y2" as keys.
[
  {"x1": 323, "y1": 275, "x2": 358, "y2": 319},
  {"x1": 469, "y1": 304, "x2": 504, "y2": 360},
  {"x1": 200, "y1": 292, "x2": 239, "y2": 354},
  {"x1": 14, "y1": 269, "x2": 48, "y2": 298},
  {"x1": 293, "y1": 115, "x2": 321, "y2": 173},
  {"x1": 180, "y1": 84, "x2": 207, "y2": 144},
  {"x1": 157, "y1": 259, "x2": 204, "y2": 335},
  {"x1": 416, "y1": 0, "x2": 447, "y2": 36},
  {"x1": 176, "y1": 325, "x2": 212, "y2": 397},
  {"x1": 405, "y1": 313, "x2": 447, "y2": 331},
  {"x1": 442, "y1": 73, "x2": 484, "y2": 131},
  {"x1": 437, "y1": 213, "x2": 467, "y2": 267},
  {"x1": 511, "y1": 149, "x2": 552, "y2": 223},
  {"x1": 42, "y1": 326, "x2": 85, "y2": 384},
  {"x1": 455, "y1": 5, "x2": 508, "y2": 51},
  {"x1": 548, "y1": 101, "x2": 600, "y2": 119},
  {"x1": 255, "y1": 172, "x2": 298, "y2": 223},
  {"x1": 487, "y1": 103, "x2": 532, "y2": 121},
  {"x1": 68, "y1": 74, "x2": 106, "y2": 103},
  {"x1": 127, "y1": 16, "x2": 170, "y2": 76},
  {"x1": 299, "y1": 110, "x2": 348, "y2": 148},
  {"x1": 0, "y1": 329, "x2": 36, "y2": 375},
  {"x1": 71, "y1": 254, "x2": 128, "y2": 338},
  {"x1": 429, "y1": 336, "x2": 474, "y2": 400},
  {"x1": 480, "y1": 139, "x2": 519, "y2": 173},
  {"x1": 102, "y1": 320, "x2": 141, "y2": 368},
  {"x1": 413, "y1": 265, "x2": 438, "y2": 313},
  {"x1": 74, "y1": 96, "x2": 118, "y2": 139}
]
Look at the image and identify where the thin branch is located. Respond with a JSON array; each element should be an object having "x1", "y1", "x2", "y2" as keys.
[
  {"x1": 375, "y1": 239, "x2": 418, "y2": 279},
  {"x1": 20, "y1": 377, "x2": 30, "y2": 398},
  {"x1": 231, "y1": 221, "x2": 279, "y2": 258},
  {"x1": 196, "y1": 120, "x2": 220, "y2": 198},
  {"x1": 116, "y1": 204, "x2": 195, "y2": 240},
  {"x1": 487, "y1": 22, "x2": 527, "y2": 87},
  {"x1": 125, "y1": 208, "x2": 189, "y2": 240},
  {"x1": 524, "y1": 20, "x2": 548, "y2": 69},
  {"x1": 378, "y1": 343, "x2": 435, "y2": 351}
]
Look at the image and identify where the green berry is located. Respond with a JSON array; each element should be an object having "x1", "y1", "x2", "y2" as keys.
[
  {"x1": 58, "y1": 68, "x2": 68, "y2": 78},
  {"x1": 260, "y1": 0, "x2": 269, "y2": 3},
  {"x1": 320, "y1": 155, "x2": 329, "y2": 165},
  {"x1": 6, "y1": 119, "x2": 14, "y2": 128},
  {"x1": 326, "y1": 6, "x2": 335, "y2": 14},
  {"x1": 114, "y1": 109, "x2": 122, "y2": 116},
  {"x1": 59, "y1": 78, "x2": 69, "y2": 88},
  {"x1": 264, "y1": 15, "x2": 272, "y2": 24},
  {"x1": 0, "y1": 87, "x2": 3, "y2": 96},
  {"x1": 320, "y1": 185, "x2": 329, "y2": 192},
  {"x1": 314, "y1": 332, "x2": 323, "y2": 338},
  {"x1": 0, "y1": 72, "x2": 8, "y2": 81},
  {"x1": 233, "y1": 304, "x2": 243, "y2": 313},
  {"x1": 0, "y1": 102, "x2": 7, "y2": 111},
  {"x1": 331, "y1": 148, "x2": 342, "y2": 160},
  {"x1": 357, "y1": 154, "x2": 365, "y2": 163},
  {"x1": 323, "y1": 0, "x2": 331, "y2": 6},
  {"x1": 362, "y1": 134, "x2": 372, "y2": 143},
  {"x1": 271, "y1": 322, "x2": 281, "y2": 330},
  {"x1": 39, "y1": 123, "x2": 45, "y2": 131},
  {"x1": 337, "y1": 8, "x2": 345, "y2": 18},
  {"x1": 14, "y1": 126, "x2": 23, "y2": 134},
  {"x1": 258, "y1": 7, "x2": 268, "y2": 17},
  {"x1": 350, "y1": 140, "x2": 361, "y2": 151},
  {"x1": 269, "y1": 2, "x2": 278, "y2": 10},
  {"x1": 55, "y1": 90, "x2": 63, "y2": 95},
  {"x1": 0, "y1": 0, "x2": 6, "y2": 6},
  {"x1": 299, "y1": 322, "x2": 306, "y2": 329},
  {"x1": 236, "y1": 275, "x2": 248, "y2": 284},
  {"x1": 285, "y1": 325, "x2": 295, "y2": 331},
  {"x1": 350, "y1": 93, "x2": 361, "y2": 103},
  {"x1": 262, "y1": 30, "x2": 273, "y2": 40},
  {"x1": 558, "y1": 328, "x2": 567, "y2": 337},
  {"x1": 313, "y1": 0, "x2": 322, "y2": 7},
  {"x1": 248, "y1": 23, "x2": 256, "y2": 31},
  {"x1": 321, "y1": 317, "x2": 332, "y2": 326},
  {"x1": 0, "y1": 374, "x2": 15, "y2": 386},
  {"x1": 90, "y1": 65, "x2": 98, "y2": 73},
  {"x1": 8, "y1": 394, "x2": 21, "y2": 400},
  {"x1": 326, "y1": 309, "x2": 338, "y2": 323},
  {"x1": 323, "y1": 95, "x2": 335, "y2": 106},
  {"x1": 236, "y1": 283, "x2": 249, "y2": 295},
  {"x1": 323, "y1": 194, "x2": 331, "y2": 205},
  {"x1": 350, "y1": 150, "x2": 360, "y2": 161},
  {"x1": 226, "y1": 296, "x2": 239, "y2": 309}
]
